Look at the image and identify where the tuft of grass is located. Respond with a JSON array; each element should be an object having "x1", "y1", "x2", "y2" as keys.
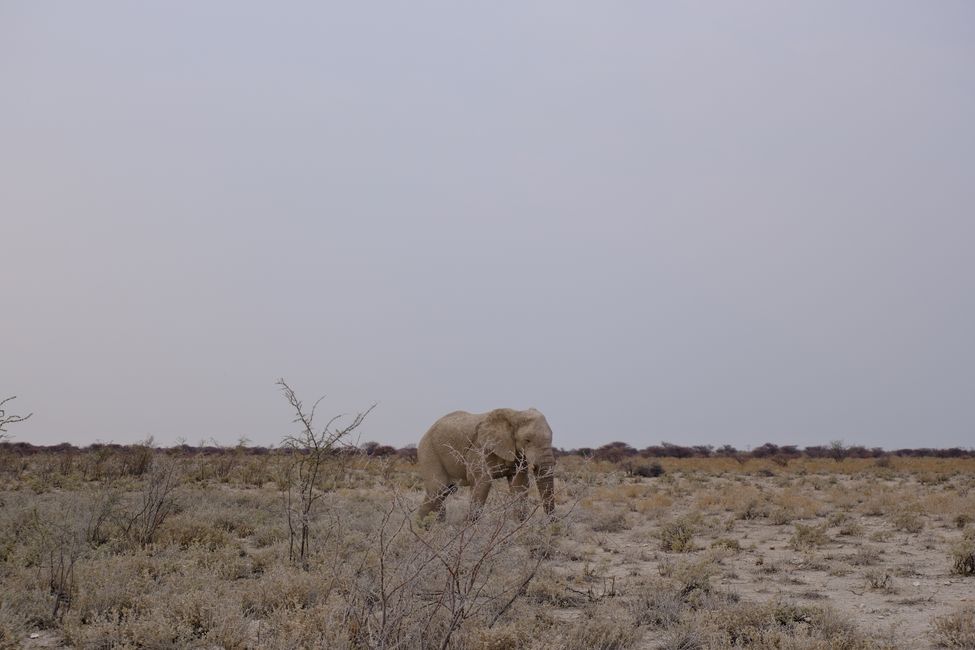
[{"x1": 931, "y1": 605, "x2": 975, "y2": 648}]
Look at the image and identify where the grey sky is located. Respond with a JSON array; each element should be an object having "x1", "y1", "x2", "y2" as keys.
[{"x1": 3, "y1": 2, "x2": 974, "y2": 450}]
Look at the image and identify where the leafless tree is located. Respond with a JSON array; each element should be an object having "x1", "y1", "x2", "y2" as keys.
[
  {"x1": 122, "y1": 457, "x2": 180, "y2": 547},
  {"x1": 29, "y1": 511, "x2": 84, "y2": 621},
  {"x1": 0, "y1": 395, "x2": 32, "y2": 440},
  {"x1": 278, "y1": 378, "x2": 375, "y2": 569}
]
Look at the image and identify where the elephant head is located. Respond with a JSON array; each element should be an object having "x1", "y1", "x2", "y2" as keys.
[{"x1": 477, "y1": 408, "x2": 556, "y2": 514}]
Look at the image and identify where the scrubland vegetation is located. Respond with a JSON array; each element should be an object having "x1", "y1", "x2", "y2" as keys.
[{"x1": 1, "y1": 441, "x2": 973, "y2": 649}]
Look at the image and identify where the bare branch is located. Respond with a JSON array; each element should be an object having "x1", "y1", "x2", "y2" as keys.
[
  {"x1": 277, "y1": 378, "x2": 376, "y2": 569},
  {"x1": 0, "y1": 395, "x2": 33, "y2": 438}
]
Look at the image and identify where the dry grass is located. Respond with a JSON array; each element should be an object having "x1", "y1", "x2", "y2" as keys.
[
  {"x1": 931, "y1": 605, "x2": 975, "y2": 648},
  {"x1": 1, "y1": 449, "x2": 973, "y2": 648}
]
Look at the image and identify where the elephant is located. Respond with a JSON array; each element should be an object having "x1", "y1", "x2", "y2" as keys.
[{"x1": 416, "y1": 408, "x2": 556, "y2": 522}]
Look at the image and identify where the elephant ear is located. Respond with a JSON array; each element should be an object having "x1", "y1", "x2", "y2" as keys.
[{"x1": 477, "y1": 409, "x2": 517, "y2": 461}]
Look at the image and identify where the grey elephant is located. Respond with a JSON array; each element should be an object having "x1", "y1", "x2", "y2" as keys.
[{"x1": 416, "y1": 408, "x2": 556, "y2": 522}]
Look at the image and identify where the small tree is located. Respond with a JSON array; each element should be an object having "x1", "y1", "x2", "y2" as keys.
[
  {"x1": 122, "y1": 457, "x2": 180, "y2": 547},
  {"x1": 0, "y1": 395, "x2": 32, "y2": 440},
  {"x1": 829, "y1": 439, "x2": 848, "y2": 462},
  {"x1": 278, "y1": 379, "x2": 375, "y2": 569}
]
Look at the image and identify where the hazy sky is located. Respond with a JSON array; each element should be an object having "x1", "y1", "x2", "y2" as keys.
[{"x1": 3, "y1": 3, "x2": 974, "y2": 450}]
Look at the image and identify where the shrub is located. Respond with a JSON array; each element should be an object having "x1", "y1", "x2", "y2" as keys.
[
  {"x1": 735, "y1": 497, "x2": 769, "y2": 521},
  {"x1": 659, "y1": 518, "x2": 696, "y2": 553},
  {"x1": 838, "y1": 520, "x2": 865, "y2": 537},
  {"x1": 710, "y1": 538, "x2": 741, "y2": 552},
  {"x1": 931, "y1": 605, "x2": 975, "y2": 648},
  {"x1": 633, "y1": 463, "x2": 664, "y2": 478},
  {"x1": 698, "y1": 601, "x2": 868, "y2": 648},
  {"x1": 849, "y1": 546, "x2": 882, "y2": 566},
  {"x1": 891, "y1": 509, "x2": 925, "y2": 533},
  {"x1": 0, "y1": 602, "x2": 26, "y2": 650},
  {"x1": 563, "y1": 601, "x2": 638, "y2": 650},
  {"x1": 951, "y1": 530, "x2": 975, "y2": 576},
  {"x1": 864, "y1": 569, "x2": 892, "y2": 591},
  {"x1": 789, "y1": 523, "x2": 830, "y2": 551},
  {"x1": 591, "y1": 510, "x2": 630, "y2": 533},
  {"x1": 629, "y1": 580, "x2": 684, "y2": 628}
]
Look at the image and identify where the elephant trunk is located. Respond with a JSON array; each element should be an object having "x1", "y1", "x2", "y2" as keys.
[{"x1": 533, "y1": 459, "x2": 556, "y2": 515}]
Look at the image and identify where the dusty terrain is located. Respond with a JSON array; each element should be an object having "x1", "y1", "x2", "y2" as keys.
[{"x1": 1, "y1": 447, "x2": 973, "y2": 649}]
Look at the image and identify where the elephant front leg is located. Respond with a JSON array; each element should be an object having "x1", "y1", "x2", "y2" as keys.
[
  {"x1": 507, "y1": 468, "x2": 530, "y2": 521},
  {"x1": 469, "y1": 477, "x2": 492, "y2": 520}
]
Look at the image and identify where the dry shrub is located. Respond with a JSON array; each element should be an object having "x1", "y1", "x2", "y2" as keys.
[
  {"x1": 659, "y1": 517, "x2": 697, "y2": 553},
  {"x1": 629, "y1": 579, "x2": 685, "y2": 628},
  {"x1": 157, "y1": 512, "x2": 231, "y2": 550},
  {"x1": 863, "y1": 569, "x2": 893, "y2": 592},
  {"x1": 839, "y1": 520, "x2": 865, "y2": 537},
  {"x1": 244, "y1": 565, "x2": 324, "y2": 617},
  {"x1": 931, "y1": 605, "x2": 975, "y2": 648},
  {"x1": 711, "y1": 537, "x2": 742, "y2": 553},
  {"x1": 462, "y1": 622, "x2": 529, "y2": 650},
  {"x1": 0, "y1": 568, "x2": 52, "y2": 631},
  {"x1": 891, "y1": 508, "x2": 925, "y2": 533},
  {"x1": 0, "y1": 602, "x2": 26, "y2": 650},
  {"x1": 951, "y1": 529, "x2": 975, "y2": 576},
  {"x1": 789, "y1": 523, "x2": 830, "y2": 551},
  {"x1": 673, "y1": 557, "x2": 719, "y2": 600},
  {"x1": 773, "y1": 489, "x2": 824, "y2": 520},
  {"x1": 862, "y1": 492, "x2": 900, "y2": 517},
  {"x1": 593, "y1": 483, "x2": 648, "y2": 503},
  {"x1": 240, "y1": 455, "x2": 273, "y2": 486},
  {"x1": 634, "y1": 493, "x2": 673, "y2": 516},
  {"x1": 735, "y1": 496, "x2": 771, "y2": 521},
  {"x1": 591, "y1": 509, "x2": 630, "y2": 533},
  {"x1": 253, "y1": 521, "x2": 288, "y2": 548},
  {"x1": 563, "y1": 600, "x2": 639, "y2": 650},
  {"x1": 526, "y1": 566, "x2": 587, "y2": 607},
  {"x1": 660, "y1": 620, "x2": 703, "y2": 650},
  {"x1": 62, "y1": 580, "x2": 248, "y2": 650},
  {"x1": 693, "y1": 601, "x2": 871, "y2": 649},
  {"x1": 633, "y1": 462, "x2": 665, "y2": 478},
  {"x1": 195, "y1": 543, "x2": 252, "y2": 580},
  {"x1": 121, "y1": 457, "x2": 181, "y2": 548},
  {"x1": 849, "y1": 546, "x2": 882, "y2": 566},
  {"x1": 70, "y1": 554, "x2": 156, "y2": 623},
  {"x1": 769, "y1": 508, "x2": 794, "y2": 526}
]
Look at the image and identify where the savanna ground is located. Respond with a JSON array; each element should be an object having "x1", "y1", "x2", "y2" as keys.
[{"x1": 1, "y1": 446, "x2": 974, "y2": 649}]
